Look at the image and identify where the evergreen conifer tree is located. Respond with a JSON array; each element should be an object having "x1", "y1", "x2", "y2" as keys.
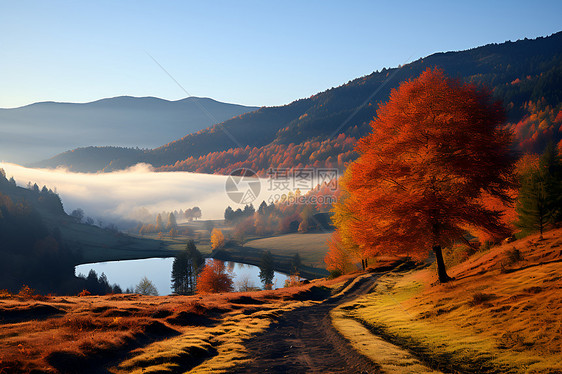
[
  {"x1": 166, "y1": 212, "x2": 177, "y2": 231},
  {"x1": 259, "y1": 251, "x2": 275, "y2": 289},
  {"x1": 516, "y1": 144, "x2": 561, "y2": 238},
  {"x1": 156, "y1": 214, "x2": 164, "y2": 232},
  {"x1": 171, "y1": 240, "x2": 204, "y2": 294},
  {"x1": 291, "y1": 252, "x2": 301, "y2": 275}
]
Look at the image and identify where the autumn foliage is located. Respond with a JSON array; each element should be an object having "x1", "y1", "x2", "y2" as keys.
[
  {"x1": 324, "y1": 231, "x2": 354, "y2": 275},
  {"x1": 507, "y1": 99, "x2": 562, "y2": 154},
  {"x1": 158, "y1": 134, "x2": 359, "y2": 176},
  {"x1": 329, "y1": 68, "x2": 516, "y2": 282},
  {"x1": 196, "y1": 260, "x2": 234, "y2": 293},
  {"x1": 210, "y1": 228, "x2": 225, "y2": 250}
]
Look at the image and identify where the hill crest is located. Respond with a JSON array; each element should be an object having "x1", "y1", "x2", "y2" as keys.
[
  {"x1": 0, "y1": 96, "x2": 258, "y2": 165},
  {"x1": 34, "y1": 31, "x2": 562, "y2": 173}
]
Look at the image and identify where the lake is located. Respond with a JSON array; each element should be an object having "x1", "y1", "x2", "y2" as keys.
[{"x1": 75, "y1": 257, "x2": 290, "y2": 295}]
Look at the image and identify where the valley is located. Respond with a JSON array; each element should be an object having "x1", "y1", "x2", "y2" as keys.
[
  {"x1": 1, "y1": 12, "x2": 561, "y2": 373},
  {"x1": 1, "y1": 231, "x2": 560, "y2": 373}
]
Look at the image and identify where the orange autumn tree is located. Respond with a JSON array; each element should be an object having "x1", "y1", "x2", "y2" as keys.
[
  {"x1": 339, "y1": 68, "x2": 516, "y2": 283},
  {"x1": 324, "y1": 231, "x2": 355, "y2": 275},
  {"x1": 196, "y1": 259, "x2": 233, "y2": 293},
  {"x1": 210, "y1": 228, "x2": 225, "y2": 250},
  {"x1": 325, "y1": 171, "x2": 367, "y2": 273}
]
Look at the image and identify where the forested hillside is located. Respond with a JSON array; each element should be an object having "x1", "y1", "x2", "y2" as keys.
[
  {"x1": 38, "y1": 32, "x2": 562, "y2": 173},
  {"x1": 0, "y1": 169, "x2": 167, "y2": 294},
  {"x1": 0, "y1": 170, "x2": 79, "y2": 293}
]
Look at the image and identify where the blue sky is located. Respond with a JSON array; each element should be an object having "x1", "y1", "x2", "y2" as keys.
[{"x1": 1, "y1": 0, "x2": 560, "y2": 108}]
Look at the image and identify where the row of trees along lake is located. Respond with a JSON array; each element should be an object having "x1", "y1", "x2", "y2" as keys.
[{"x1": 76, "y1": 238, "x2": 302, "y2": 296}]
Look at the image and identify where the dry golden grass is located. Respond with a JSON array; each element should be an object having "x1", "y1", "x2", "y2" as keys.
[
  {"x1": 0, "y1": 279, "x2": 345, "y2": 373},
  {"x1": 334, "y1": 228, "x2": 562, "y2": 373},
  {"x1": 331, "y1": 308, "x2": 440, "y2": 374},
  {"x1": 0, "y1": 294, "x2": 174, "y2": 373}
]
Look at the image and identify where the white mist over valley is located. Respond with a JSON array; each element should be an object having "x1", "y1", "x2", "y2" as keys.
[{"x1": 0, "y1": 162, "x2": 272, "y2": 225}]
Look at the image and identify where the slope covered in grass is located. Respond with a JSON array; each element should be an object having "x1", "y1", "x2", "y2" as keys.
[
  {"x1": 211, "y1": 232, "x2": 332, "y2": 280},
  {"x1": 0, "y1": 276, "x2": 350, "y2": 373},
  {"x1": 243, "y1": 232, "x2": 331, "y2": 268},
  {"x1": 334, "y1": 228, "x2": 562, "y2": 373}
]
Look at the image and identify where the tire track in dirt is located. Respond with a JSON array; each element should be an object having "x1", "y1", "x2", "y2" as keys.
[{"x1": 233, "y1": 273, "x2": 385, "y2": 373}]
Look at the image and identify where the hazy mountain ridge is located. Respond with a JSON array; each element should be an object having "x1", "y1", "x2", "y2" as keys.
[
  {"x1": 34, "y1": 32, "x2": 562, "y2": 172},
  {"x1": 30, "y1": 146, "x2": 148, "y2": 173},
  {"x1": 1, "y1": 96, "x2": 258, "y2": 165}
]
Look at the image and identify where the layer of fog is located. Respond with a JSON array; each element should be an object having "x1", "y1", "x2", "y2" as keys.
[{"x1": 0, "y1": 162, "x2": 276, "y2": 226}]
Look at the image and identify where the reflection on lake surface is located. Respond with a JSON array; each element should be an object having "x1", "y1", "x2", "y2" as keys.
[{"x1": 75, "y1": 257, "x2": 289, "y2": 295}]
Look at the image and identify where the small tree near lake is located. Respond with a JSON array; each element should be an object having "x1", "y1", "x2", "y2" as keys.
[
  {"x1": 259, "y1": 251, "x2": 275, "y2": 289},
  {"x1": 211, "y1": 228, "x2": 225, "y2": 250},
  {"x1": 196, "y1": 259, "x2": 233, "y2": 293},
  {"x1": 135, "y1": 276, "x2": 159, "y2": 296}
]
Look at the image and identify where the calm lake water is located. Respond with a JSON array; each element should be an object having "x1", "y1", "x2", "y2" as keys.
[{"x1": 75, "y1": 258, "x2": 290, "y2": 295}]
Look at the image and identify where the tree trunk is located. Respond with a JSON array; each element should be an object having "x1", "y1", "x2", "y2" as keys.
[{"x1": 433, "y1": 245, "x2": 453, "y2": 283}]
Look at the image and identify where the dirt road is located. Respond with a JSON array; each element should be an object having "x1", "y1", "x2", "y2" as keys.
[{"x1": 233, "y1": 273, "x2": 384, "y2": 373}]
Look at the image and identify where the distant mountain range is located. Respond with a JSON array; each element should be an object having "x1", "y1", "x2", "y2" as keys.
[
  {"x1": 32, "y1": 32, "x2": 562, "y2": 173},
  {"x1": 0, "y1": 96, "x2": 258, "y2": 164}
]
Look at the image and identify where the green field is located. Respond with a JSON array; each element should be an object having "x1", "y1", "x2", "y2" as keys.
[
  {"x1": 244, "y1": 232, "x2": 332, "y2": 268},
  {"x1": 210, "y1": 232, "x2": 333, "y2": 279},
  {"x1": 52, "y1": 218, "x2": 173, "y2": 264},
  {"x1": 132, "y1": 232, "x2": 213, "y2": 255}
]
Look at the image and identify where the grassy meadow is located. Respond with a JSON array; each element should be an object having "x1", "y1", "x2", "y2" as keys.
[
  {"x1": 213, "y1": 232, "x2": 333, "y2": 279},
  {"x1": 41, "y1": 211, "x2": 173, "y2": 265},
  {"x1": 243, "y1": 232, "x2": 332, "y2": 268},
  {"x1": 0, "y1": 275, "x2": 353, "y2": 373},
  {"x1": 333, "y1": 228, "x2": 562, "y2": 373}
]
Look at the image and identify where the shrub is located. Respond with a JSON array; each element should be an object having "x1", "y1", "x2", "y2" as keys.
[
  {"x1": 480, "y1": 240, "x2": 493, "y2": 251},
  {"x1": 235, "y1": 274, "x2": 258, "y2": 292},
  {"x1": 284, "y1": 275, "x2": 302, "y2": 288},
  {"x1": 135, "y1": 277, "x2": 159, "y2": 296},
  {"x1": 469, "y1": 292, "x2": 496, "y2": 306},
  {"x1": 506, "y1": 247, "x2": 523, "y2": 264},
  {"x1": 78, "y1": 289, "x2": 91, "y2": 297},
  {"x1": 17, "y1": 285, "x2": 47, "y2": 300},
  {"x1": 185, "y1": 301, "x2": 207, "y2": 315},
  {"x1": 444, "y1": 244, "x2": 476, "y2": 268},
  {"x1": 328, "y1": 269, "x2": 343, "y2": 279},
  {"x1": 197, "y1": 260, "x2": 233, "y2": 293}
]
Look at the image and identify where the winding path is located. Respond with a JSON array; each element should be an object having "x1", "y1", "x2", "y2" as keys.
[{"x1": 233, "y1": 273, "x2": 384, "y2": 373}]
